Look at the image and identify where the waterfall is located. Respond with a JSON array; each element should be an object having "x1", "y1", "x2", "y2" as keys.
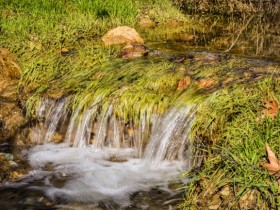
[
  {"x1": 30, "y1": 98, "x2": 68, "y2": 144},
  {"x1": 144, "y1": 107, "x2": 194, "y2": 165},
  {"x1": 29, "y1": 98, "x2": 195, "y2": 162},
  {"x1": 26, "y1": 97, "x2": 195, "y2": 207}
]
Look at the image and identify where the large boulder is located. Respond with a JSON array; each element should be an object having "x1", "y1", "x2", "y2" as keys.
[{"x1": 102, "y1": 26, "x2": 144, "y2": 46}]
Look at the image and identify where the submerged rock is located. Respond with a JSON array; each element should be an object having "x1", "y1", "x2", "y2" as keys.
[
  {"x1": 168, "y1": 54, "x2": 194, "y2": 63},
  {"x1": 102, "y1": 26, "x2": 144, "y2": 46},
  {"x1": 120, "y1": 43, "x2": 149, "y2": 59}
]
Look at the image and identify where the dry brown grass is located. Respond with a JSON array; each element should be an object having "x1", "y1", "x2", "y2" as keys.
[{"x1": 179, "y1": 0, "x2": 280, "y2": 15}]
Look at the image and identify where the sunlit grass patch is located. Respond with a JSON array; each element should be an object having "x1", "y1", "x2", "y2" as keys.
[{"x1": 182, "y1": 78, "x2": 280, "y2": 209}]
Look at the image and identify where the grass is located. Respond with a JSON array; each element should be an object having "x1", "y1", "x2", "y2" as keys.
[
  {"x1": 0, "y1": 0, "x2": 139, "y2": 53},
  {"x1": 0, "y1": 0, "x2": 191, "y2": 117},
  {"x1": 182, "y1": 78, "x2": 280, "y2": 209}
]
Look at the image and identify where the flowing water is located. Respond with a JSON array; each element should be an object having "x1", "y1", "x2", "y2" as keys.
[
  {"x1": 1, "y1": 11, "x2": 279, "y2": 210},
  {"x1": 0, "y1": 98, "x2": 195, "y2": 209}
]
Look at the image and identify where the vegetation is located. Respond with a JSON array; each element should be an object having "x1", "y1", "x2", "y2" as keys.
[
  {"x1": 0, "y1": 0, "x2": 279, "y2": 209},
  {"x1": 182, "y1": 78, "x2": 280, "y2": 209}
]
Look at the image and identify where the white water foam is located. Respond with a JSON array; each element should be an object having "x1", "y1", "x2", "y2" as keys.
[
  {"x1": 27, "y1": 101, "x2": 194, "y2": 206},
  {"x1": 28, "y1": 144, "x2": 185, "y2": 206}
]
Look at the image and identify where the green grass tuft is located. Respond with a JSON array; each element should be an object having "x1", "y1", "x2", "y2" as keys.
[{"x1": 182, "y1": 78, "x2": 280, "y2": 209}]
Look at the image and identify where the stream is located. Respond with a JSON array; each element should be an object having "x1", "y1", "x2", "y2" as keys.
[{"x1": 0, "y1": 99, "x2": 194, "y2": 210}]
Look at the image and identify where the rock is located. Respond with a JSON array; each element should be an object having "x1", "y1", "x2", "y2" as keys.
[
  {"x1": 208, "y1": 194, "x2": 221, "y2": 209},
  {"x1": 208, "y1": 204, "x2": 220, "y2": 210},
  {"x1": 8, "y1": 160, "x2": 18, "y2": 169},
  {"x1": 0, "y1": 153, "x2": 13, "y2": 161},
  {"x1": 102, "y1": 26, "x2": 144, "y2": 46},
  {"x1": 119, "y1": 43, "x2": 149, "y2": 59},
  {"x1": 0, "y1": 79, "x2": 18, "y2": 101},
  {"x1": 0, "y1": 103, "x2": 27, "y2": 143},
  {"x1": 194, "y1": 53, "x2": 229, "y2": 65},
  {"x1": 168, "y1": 54, "x2": 194, "y2": 63},
  {"x1": 244, "y1": 71, "x2": 252, "y2": 79},
  {"x1": 9, "y1": 171, "x2": 24, "y2": 180}
]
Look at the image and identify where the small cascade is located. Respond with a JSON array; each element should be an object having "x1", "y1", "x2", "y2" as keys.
[
  {"x1": 30, "y1": 98, "x2": 68, "y2": 144},
  {"x1": 94, "y1": 104, "x2": 114, "y2": 147},
  {"x1": 29, "y1": 98, "x2": 195, "y2": 161},
  {"x1": 144, "y1": 107, "x2": 195, "y2": 165},
  {"x1": 29, "y1": 99, "x2": 146, "y2": 156},
  {"x1": 24, "y1": 97, "x2": 196, "y2": 207}
]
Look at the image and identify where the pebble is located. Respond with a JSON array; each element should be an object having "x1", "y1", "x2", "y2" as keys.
[
  {"x1": 8, "y1": 160, "x2": 18, "y2": 169},
  {"x1": 0, "y1": 152, "x2": 13, "y2": 160}
]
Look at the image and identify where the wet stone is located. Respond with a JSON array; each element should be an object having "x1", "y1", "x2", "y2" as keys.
[
  {"x1": 120, "y1": 43, "x2": 149, "y2": 59},
  {"x1": 8, "y1": 160, "x2": 18, "y2": 169},
  {"x1": 0, "y1": 185, "x2": 55, "y2": 209},
  {"x1": 0, "y1": 152, "x2": 13, "y2": 160},
  {"x1": 168, "y1": 54, "x2": 194, "y2": 63}
]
